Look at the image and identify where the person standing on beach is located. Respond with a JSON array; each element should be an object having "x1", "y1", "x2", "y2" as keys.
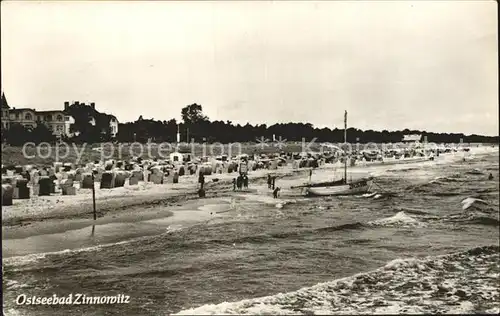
[
  {"x1": 232, "y1": 178, "x2": 237, "y2": 191},
  {"x1": 243, "y1": 175, "x2": 249, "y2": 189},
  {"x1": 237, "y1": 175, "x2": 243, "y2": 190},
  {"x1": 267, "y1": 174, "x2": 272, "y2": 189},
  {"x1": 198, "y1": 188, "x2": 206, "y2": 198},
  {"x1": 198, "y1": 173, "x2": 205, "y2": 189},
  {"x1": 273, "y1": 187, "x2": 281, "y2": 198}
]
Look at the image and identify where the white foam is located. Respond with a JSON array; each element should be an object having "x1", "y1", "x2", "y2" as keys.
[
  {"x1": 174, "y1": 246, "x2": 499, "y2": 315},
  {"x1": 461, "y1": 197, "x2": 489, "y2": 211},
  {"x1": 485, "y1": 307, "x2": 500, "y2": 314},
  {"x1": 3, "y1": 239, "x2": 134, "y2": 267},
  {"x1": 368, "y1": 211, "x2": 424, "y2": 227},
  {"x1": 446, "y1": 301, "x2": 475, "y2": 314},
  {"x1": 468, "y1": 168, "x2": 483, "y2": 174},
  {"x1": 3, "y1": 279, "x2": 29, "y2": 290},
  {"x1": 166, "y1": 225, "x2": 183, "y2": 233},
  {"x1": 3, "y1": 309, "x2": 26, "y2": 316}
]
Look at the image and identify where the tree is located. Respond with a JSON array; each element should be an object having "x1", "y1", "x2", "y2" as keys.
[
  {"x1": 180, "y1": 103, "x2": 210, "y2": 142},
  {"x1": 31, "y1": 124, "x2": 56, "y2": 144},
  {"x1": 4, "y1": 123, "x2": 31, "y2": 146},
  {"x1": 181, "y1": 103, "x2": 209, "y2": 124}
]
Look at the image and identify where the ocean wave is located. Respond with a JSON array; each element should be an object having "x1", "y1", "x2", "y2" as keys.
[
  {"x1": 3, "y1": 279, "x2": 30, "y2": 291},
  {"x1": 467, "y1": 216, "x2": 500, "y2": 227},
  {"x1": 433, "y1": 175, "x2": 463, "y2": 183},
  {"x1": 395, "y1": 208, "x2": 432, "y2": 216},
  {"x1": 360, "y1": 192, "x2": 394, "y2": 200},
  {"x1": 405, "y1": 174, "x2": 468, "y2": 193},
  {"x1": 173, "y1": 245, "x2": 499, "y2": 315},
  {"x1": 3, "y1": 220, "x2": 367, "y2": 267},
  {"x1": 343, "y1": 238, "x2": 373, "y2": 245},
  {"x1": 442, "y1": 212, "x2": 499, "y2": 227},
  {"x1": 367, "y1": 211, "x2": 425, "y2": 228},
  {"x1": 405, "y1": 182, "x2": 440, "y2": 193},
  {"x1": 432, "y1": 192, "x2": 462, "y2": 197},
  {"x1": 361, "y1": 192, "x2": 377, "y2": 198},
  {"x1": 465, "y1": 168, "x2": 485, "y2": 175},
  {"x1": 2, "y1": 234, "x2": 159, "y2": 268},
  {"x1": 3, "y1": 309, "x2": 27, "y2": 316},
  {"x1": 315, "y1": 222, "x2": 366, "y2": 233},
  {"x1": 461, "y1": 197, "x2": 489, "y2": 211},
  {"x1": 386, "y1": 167, "x2": 419, "y2": 173},
  {"x1": 205, "y1": 222, "x2": 367, "y2": 246}
]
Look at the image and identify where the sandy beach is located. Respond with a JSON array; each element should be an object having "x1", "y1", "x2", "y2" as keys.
[{"x1": 2, "y1": 163, "x2": 301, "y2": 225}]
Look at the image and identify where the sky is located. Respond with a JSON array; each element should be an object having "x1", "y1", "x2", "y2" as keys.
[{"x1": 1, "y1": 1, "x2": 498, "y2": 135}]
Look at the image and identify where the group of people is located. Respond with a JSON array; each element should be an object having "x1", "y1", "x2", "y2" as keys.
[
  {"x1": 232, "y1": 174, "x2": 249, "y2": 191},
  {"x1": 198, "y1": 170, "x2": 282, "y2": 199}
]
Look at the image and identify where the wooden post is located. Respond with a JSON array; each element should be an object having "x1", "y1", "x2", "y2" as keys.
[
  {"x1": 92, "y1": 173, "x2": 96, "y2": 221},
  {"x1": 344, "y1": 110, "x2": 348, "y2": 183}
]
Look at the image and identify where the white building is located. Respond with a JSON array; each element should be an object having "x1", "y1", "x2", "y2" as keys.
[
  {"x1": 64, "y1": 115, "x2": 76, "y2": 137},
  {"x1": 109, "y1": 115, "x2": 118, "y2": 137},
  {"x1": 402, "y1": 134, "x2": 422, "y2": 142}
]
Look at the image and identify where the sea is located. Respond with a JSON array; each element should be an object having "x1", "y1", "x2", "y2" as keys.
[{"x1": 2, "y1": 150, "x2": 499, "y2": 315}]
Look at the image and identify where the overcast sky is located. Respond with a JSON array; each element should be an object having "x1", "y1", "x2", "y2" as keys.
[{"x1": 1, "y1": 1, "x2": 498, "y2": 135}]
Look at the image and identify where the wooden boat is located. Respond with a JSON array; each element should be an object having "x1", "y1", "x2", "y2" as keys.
[
  {"x1": 291, "y1": 178, "x2": 345, "y2": 189},
  {"x1": 305, "y1": 178, "x2": 373, "y2": 196}
]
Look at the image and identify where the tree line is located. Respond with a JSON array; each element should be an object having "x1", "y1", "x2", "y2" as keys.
[
  {"x1": 2, "y1": 103, "x2": 498, "y2": 145},
  {"x1": 116, "y1": 104, "x2": 499, "y2": 144}
]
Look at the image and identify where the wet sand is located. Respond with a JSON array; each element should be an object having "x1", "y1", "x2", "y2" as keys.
[{"x1": 2, "y1": 198, "x2": 235, "y2": 258}]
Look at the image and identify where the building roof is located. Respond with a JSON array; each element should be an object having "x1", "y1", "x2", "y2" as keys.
[
  {"x1": 2, "y1": 93, "x2": 10, "y2": 109},
  {"x1": 8, "y1": 108, "x2": 37, "y2": 113}
]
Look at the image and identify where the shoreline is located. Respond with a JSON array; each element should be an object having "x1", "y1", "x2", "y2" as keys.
[{"x1": 2, "y1": 148, "x2": 496, "y2": 234}]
